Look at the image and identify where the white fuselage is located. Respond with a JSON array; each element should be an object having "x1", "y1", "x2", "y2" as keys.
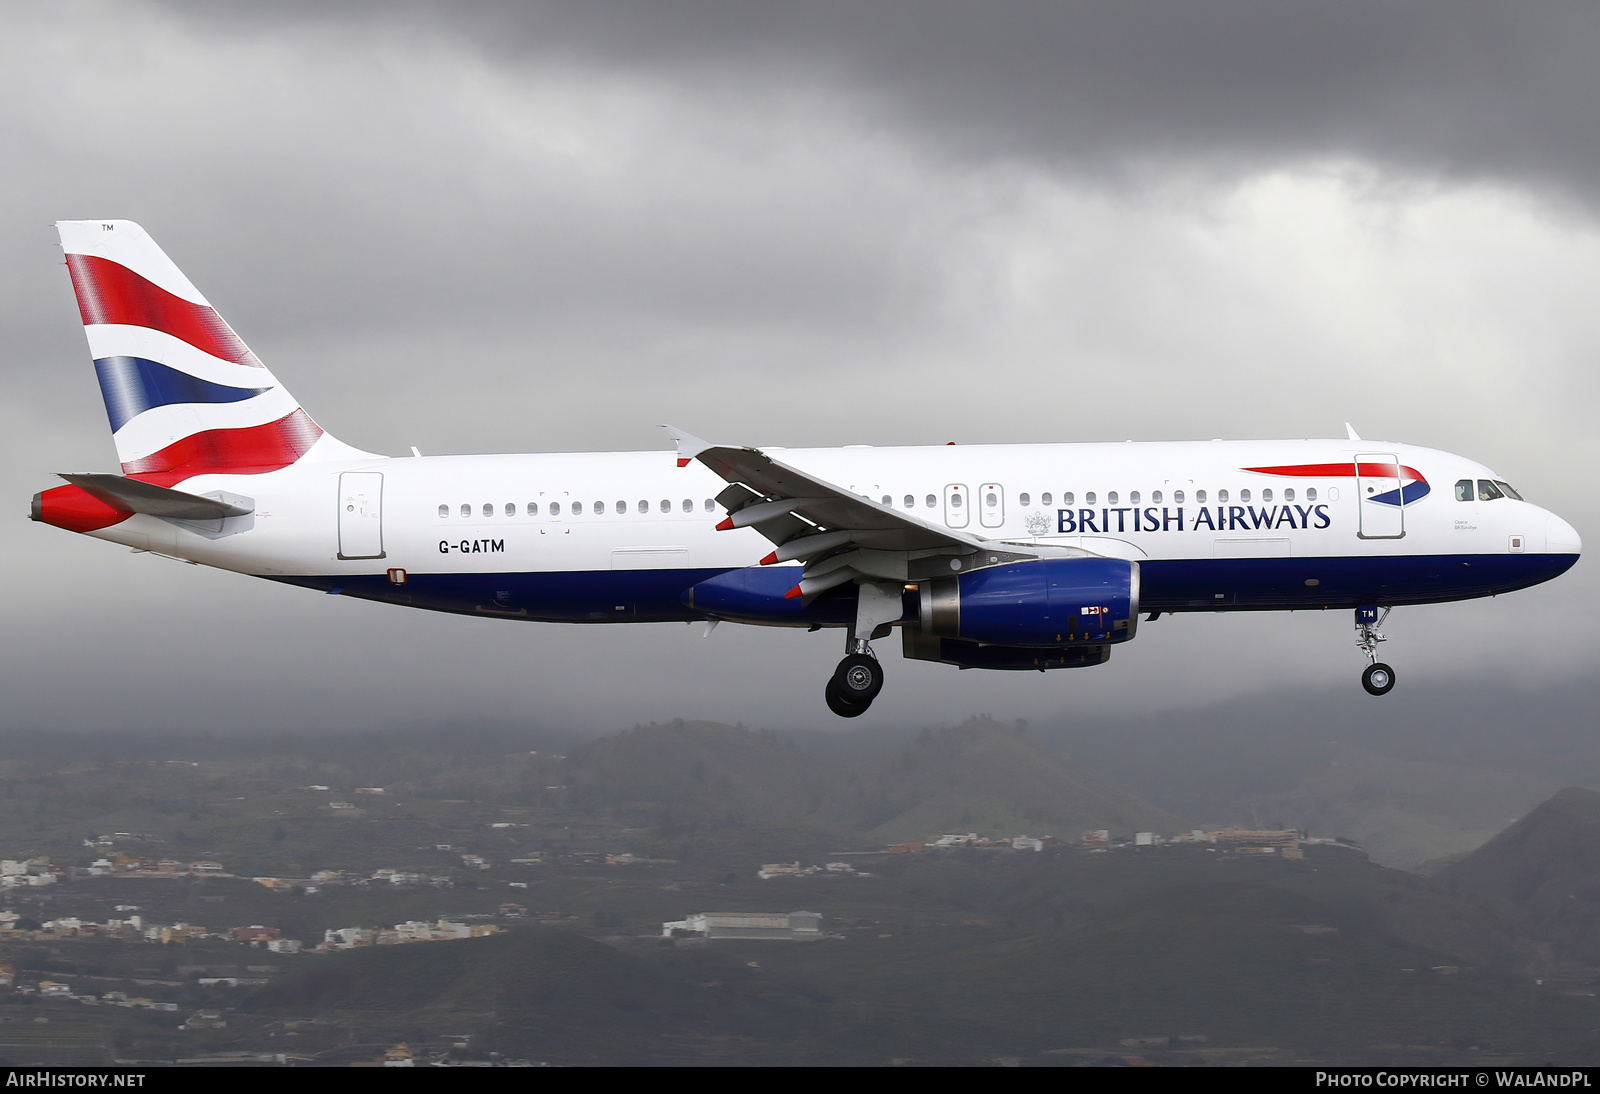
[{"x1": 73, "y1": 437, "x2": 1578, "y2": 625}]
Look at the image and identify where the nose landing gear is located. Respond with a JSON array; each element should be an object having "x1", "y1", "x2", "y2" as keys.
[
  {"x1": 1362, "y1": 662, "x2": 1395, "y2": 696},
  {"x1": 1356, "y1": 606, "x2": 1395, "y2": 696}
]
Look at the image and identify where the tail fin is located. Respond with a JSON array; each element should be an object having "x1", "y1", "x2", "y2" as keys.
[{"x1": 56, "y1": 220, "x2": 370, "y2": 486}]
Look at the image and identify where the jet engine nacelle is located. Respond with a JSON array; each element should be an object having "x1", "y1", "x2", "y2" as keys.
[{"x1": 919, "y1": 557, "x2": 1139, "y2": 647}]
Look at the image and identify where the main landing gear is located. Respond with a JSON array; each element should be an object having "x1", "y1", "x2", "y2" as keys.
[
  {"x1": 1355, "y1": 605, "x2": 1396, "y2": 696},
  {"x1": 823, "y1": 582, "x2": 899, "y2": 718},
  {"x1": 826, "y1": 647, "x2": 883, "y2": 718}
]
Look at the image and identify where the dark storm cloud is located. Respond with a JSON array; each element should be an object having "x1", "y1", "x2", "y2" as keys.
[{"x1": 163, "y1": 1, "x2": 1600, "y2": 208}]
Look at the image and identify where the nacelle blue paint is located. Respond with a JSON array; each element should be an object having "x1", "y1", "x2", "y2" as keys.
[{"x1": 943, "y1": 557, "x2": 1138, "y2": 647}]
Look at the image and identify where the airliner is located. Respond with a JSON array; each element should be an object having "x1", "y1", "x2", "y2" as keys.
[{"x1": 30, "y1": 221, "x2": 1582, "y2": 717}]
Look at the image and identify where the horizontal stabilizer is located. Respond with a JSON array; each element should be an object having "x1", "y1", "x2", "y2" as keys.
[{"x1": 57, "y1": 473, "x2": 253, "y2": 520}]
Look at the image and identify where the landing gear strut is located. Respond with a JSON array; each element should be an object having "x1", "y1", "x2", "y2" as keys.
[
  {"x1": 823, "y1": 583, "x2": 900, "y2": 717},
  {"x1": 1355, "y1": 606, "x2": 1396, "y2": 696}
]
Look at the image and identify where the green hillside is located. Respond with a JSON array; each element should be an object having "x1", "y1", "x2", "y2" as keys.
[
  {"x1": 238, "y1": 846, "x2": 1594, "y2": 1066},
  {"x1": 563, "y1": 719, "x2": 843, "y2": 828},
  {"x1": 843, "y1": 717, "x2": 1182, "y2": 843},
  {"x1": 243, "y1": 928, "x2": 841, "y2": 1065},
  {"x1": 1438, "y1": 787, "x2": 1600, "y2": 966}
]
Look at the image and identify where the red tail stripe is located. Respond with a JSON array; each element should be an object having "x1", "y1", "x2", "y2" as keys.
[
  {"x1": 65, "y1": 254, "x2": 263, "y2": 368},
  {"x1": 1245, "y1": 462, "x2": 1425, "y2": 481},
  {"x1": 121, "y1": 408, "x2": 322, "y2": 486}
]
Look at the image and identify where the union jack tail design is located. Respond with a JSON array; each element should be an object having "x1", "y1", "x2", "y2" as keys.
[{"x1": 56, "y1": 220, "x2": 366, "y2": 488}]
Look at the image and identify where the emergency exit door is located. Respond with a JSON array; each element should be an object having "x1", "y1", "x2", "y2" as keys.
[
  {"x1": 338, "y1": 472, "x2": 385, "y2": 559},
  {"x1": 978, "y1": 483, "x2": 1006, "y2": 529},
  {"x1": 943, "y1": 483, "x2": 969, "y2": 528}
]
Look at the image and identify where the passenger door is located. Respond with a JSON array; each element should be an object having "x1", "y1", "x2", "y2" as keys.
[
  {"x1": 1355, "y1": 454, "x2": 1404, "y2": 539},
  {"x1": 337, "y1": 472, "x2": 385, "y2": 559}
]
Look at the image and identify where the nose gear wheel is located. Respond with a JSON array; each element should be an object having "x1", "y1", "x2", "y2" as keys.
[{"x1": 1362, "y1": 662, "x2": 1396, "y2": 696}]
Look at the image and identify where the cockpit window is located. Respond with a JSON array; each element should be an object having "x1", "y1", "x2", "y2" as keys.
[
  {"x1": 1494, "y1": 480, "x2": 1523, "y2": 501},
  {"x1": 1478, "y1": 480, "x2": 1504, "y2": 502},
  {"x1": 1455, "y1": 479, "x2": 1474, "y2": 502}
]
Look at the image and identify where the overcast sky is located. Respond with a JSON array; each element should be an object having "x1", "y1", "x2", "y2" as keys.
[{"x1": 2, "y1": 1, "x2": 1596, "y2": 735}]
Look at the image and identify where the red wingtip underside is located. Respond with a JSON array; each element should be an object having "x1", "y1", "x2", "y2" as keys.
[
  {"x1": 677, "y1": 458, "x2": 691, "y2": 468},
  {"x1": 784, "y1": 585, "x2": 803, "y2": 600},
  {"x1": 760, "y1": 551, "x2": 777, "y2": 565}
]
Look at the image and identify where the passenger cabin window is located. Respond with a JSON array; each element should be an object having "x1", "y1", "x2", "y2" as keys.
[
  {"x1": 1152, "y1": 490, "x2": 1162, "y2": 504},
  {"x1": 882, "y1": 495, "x2": 892, "y2": 506},
  {"x1": 925, "y1": 494, "x2": 937, "y2": 508},
  {"x1": 681, "y1": 499, "x2": 692, "y2": 512},
  {"x1": 1217, "y1": 489, "x2": 1228, "y2": 503},
  {"x1": 1455, "y1": 479, "x2": 1474, "y2": 502},
  {"x1": 438, "y1": 504, "x2": 448, "y2": 518},
  {"x1": 1086, "y1": 492, "x2": 1097, "y2": 505},
  {"x1": 659, "y1": 499, "x2": 670, "y2": 512},
  {"x1": 705, "y1": 498, "x2": 715, "y2": 512},
  {"x1": 1306, "y1": 488, "x2": 1317, "y2": 501},
  {"x1": 985, "y1": 491, "x2": 998, "y2": 508},
  {"x1": 1174, "y1": 490, "x2": 1184, "y2": 504},
  {"x1": 613, "y1": 500, "x2": 624, "y2": 514},
  {"x1": 1284, "y1": 488, "x2": 1295, "y2": 502},
  {"x1": 529, "y1": 502, "x2": 539, "y2": 515},
  {"x1": 1239, "y1": 489, "x2": 1250, "y2": 503},
  {"x1": 483, "y1": 503, "x2": 494, "y2": 518},
  {"x1": 506, "y1": 502, "x2": 517, "y2": 516},
  {"x1": 459, "y1": 503, "x2": 471, "y2": 518},
  {"x1": 1478, "y1": 480, "x2": 1505, "y2": 501},
  {"x1": 1130, "y1": 491, "x2": 1140, "y2": 505},
  {"x1": 549, "y1": 501, "x2": 560, "y2": 516},
  {"x1": 1196, "y1": 490, "x2": 1207, "y2": 504},
  {"x1": 1041, "y1": 492, "x2": 1052, "y2": 506},
  {"x1": 1262, "y1": 488, "x2": 1272, "y2": 502},
  {"x1": 1064, "y1": 492, "x2": 1075, "y2": 506},
  {"x1": 904, "y1": 494, "x2": 914, "y2": 509},
  {"x1": 1107, "y1": 491, "x2": 1118, "y2": 505},
  {"x1": 1019, "y1": 493, "x2": 1030, "y2": 507}
]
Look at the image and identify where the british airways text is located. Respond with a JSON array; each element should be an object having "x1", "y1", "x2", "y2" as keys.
[{"x1": 1056, "y1": 505, "x2": 1332, "y2": 534}]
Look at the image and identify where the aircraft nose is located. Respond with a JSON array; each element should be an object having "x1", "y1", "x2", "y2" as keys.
[{"x1": 1545, "y1": 511, "x2": 1582, "y2": 555}]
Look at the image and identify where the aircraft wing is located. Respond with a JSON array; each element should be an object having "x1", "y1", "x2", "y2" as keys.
[{"x1": 665, "y1": 426, "x2": 1055, "y2": 598}]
